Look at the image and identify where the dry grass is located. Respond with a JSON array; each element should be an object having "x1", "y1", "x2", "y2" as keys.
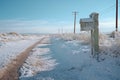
[
  {"x1": 59, "y1": 32, "x2": 91, "y2": 44},
  {"x1": 99, "y1": 33, "x2": 120, "y2": 57},
  {"x1": 60, "y1": 32, "x2": 120, "y2": 57}
]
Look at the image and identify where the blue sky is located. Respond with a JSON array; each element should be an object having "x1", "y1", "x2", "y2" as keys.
[{"x1": 0, "y1": 0, "x2": 119, "y2": 33}]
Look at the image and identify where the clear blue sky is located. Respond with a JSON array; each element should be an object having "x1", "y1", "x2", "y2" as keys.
[{"x1": 0, "y1": 0, "x2": 119, "y2": 33}]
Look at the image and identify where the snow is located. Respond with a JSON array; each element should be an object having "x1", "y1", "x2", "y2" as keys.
[
  {"x1": 80, "y1": 18, "x2": 94, "y2": 22},
  {"x1": 19, "y1": 37, "x2": 58, "y2": 78},
  {"x1": 0, "y1": 32, "x2": 44, "y2": 69},
  {"x1": 19, "y1": 33, "x2": 120, "y2": 80},
  {"x1": 0, "y1": 40, "x2": 36, "y2": 68},
  {"x1": 0, "y1": 32, "x2": 120, "y2": 80}
]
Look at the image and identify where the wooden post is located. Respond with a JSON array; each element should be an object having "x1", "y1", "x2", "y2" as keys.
[
  {"x1": 116, "y1": 0, "x2": 118, "y2": 32},
  {"x1": 74, "y1": 12, "x2": 76, "y2": 34},
  {"x1": 90, "y1": 13, "x2": 99, "y2": 57},
  {"x1": 73, "y1": 11, "x2": 78, "y2": 34},
  {"x1": 91, "y1": 29, "x2": 94, "y2": 55},
  {"x1": 80, "y1": 12, "x2": 99, "y2": 59}
]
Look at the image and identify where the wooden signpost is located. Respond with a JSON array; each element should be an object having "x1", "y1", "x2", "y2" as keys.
[
  {"x1": 80, "y1": 18, "x2": 94, "y2": 31},
  {"x1": 80, "y1": 12, "x2": 99, "y2": 58}
]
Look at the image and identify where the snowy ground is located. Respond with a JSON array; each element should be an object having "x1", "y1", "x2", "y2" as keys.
[
  {"x1": 19, "y1": 37, "x2": 58, "y2": 78},
  {"x1": 0, "y1": 32, "x2": 45, "y2": 69},
  {"x1": 19, "y1": 33, "x2": 120, "y2": 80}
]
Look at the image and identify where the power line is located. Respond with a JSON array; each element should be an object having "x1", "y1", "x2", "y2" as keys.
[
  {"x1": 99, "y1": 4, "x2": 116, "y2": 15},
  {"x1": 99, "y1": 0, "x2": 119, "y2": 32},
  {"x1": 119, "y1": 2, "x2": 120, "y2": 7}
]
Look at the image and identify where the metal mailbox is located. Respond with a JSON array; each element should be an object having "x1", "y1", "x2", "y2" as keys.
[{"x1": 80, "y1": 18, "x2": 94, "y2": 31}]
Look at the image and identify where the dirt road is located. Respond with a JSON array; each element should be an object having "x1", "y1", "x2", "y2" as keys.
[{"x1": 0, "y1": 37, "x2": 46, "y2": 80}]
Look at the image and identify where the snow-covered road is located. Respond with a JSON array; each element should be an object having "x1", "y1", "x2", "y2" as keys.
[
  {"x1": 0, "y1": 35, "x2": 45, "y2": 70},
  {"x1": 20, "y1": 37, "x2": 120, "y2": 80}
]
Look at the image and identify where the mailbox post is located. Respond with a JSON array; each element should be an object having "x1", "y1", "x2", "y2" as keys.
[{"x1": 80, "y1": 12, "x2": 99, "y2": 58}]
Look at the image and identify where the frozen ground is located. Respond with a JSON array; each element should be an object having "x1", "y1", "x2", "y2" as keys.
[
  {"x1": 0, "y1": 32, "x2": 45, "y2": 69},
  {"x1": 19, "y1": 37, "x2": 58, "y2": 78},
  {"x1": 19, "y1": 33, "x2": 120, "y2": 80}
]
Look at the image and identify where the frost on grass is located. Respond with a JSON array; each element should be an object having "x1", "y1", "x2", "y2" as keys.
[
  {"x1": 0, "y1": 32, "x2": 44, "y2": 69},
  {"x1": 59, "y1": 32, "x2": 120, "y2": 57},
  {"x1": 0, "y1": 39, "x2": 40, "y2": 69},
  {"x1": 19, "y1": 33, "x2": 120, "y2": 80},
  {"x1": 57, "y1": 34, "x2": 120, "y2": 80},
  {"x1": 0, "y1": 32, "x2": 43, "y2": 42},
  {"x1": 59, "y1": 32, "x2": 91, "y2": 44},
  {"x1": 99, "y1": 33, "x2": 120, "y2": 57},
  {"x1": 19, "y1": 45, "x2": 58, "y2": 78}
]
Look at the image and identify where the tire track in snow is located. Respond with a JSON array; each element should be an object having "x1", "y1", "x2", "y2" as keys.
[{"x1": 0, "y1": 37, "x2": 47, "y2": 80}]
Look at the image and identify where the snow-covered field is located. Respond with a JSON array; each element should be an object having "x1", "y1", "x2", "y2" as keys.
[
  {"x1": 0, "y1": 32, "x2": 120, "y2": 80},
  {"x1": 19, "y1": 32, "x2": 120, "y2": 80},
  {"x1": 19, "y1": 37, "x2": 58, "y2": 78},
  {"x1": 0, "y1": 32, "x2": 44, "y2": 69}
]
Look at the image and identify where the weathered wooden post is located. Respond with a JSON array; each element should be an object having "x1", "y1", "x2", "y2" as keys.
[
  {"x1": 90, "y1": 13, "x2": 99, "y2": 58},
  {"x1": 80, "y1": 12, "x2": 99, "y2": 58}
]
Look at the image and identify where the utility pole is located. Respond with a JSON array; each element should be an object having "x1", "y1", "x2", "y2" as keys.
[
  {"x1": 116, "y1": 0, "x2": 118, "y2": 31},
  {"x1": 73, "y1": 11, "x2": 78, "y2": 34}
]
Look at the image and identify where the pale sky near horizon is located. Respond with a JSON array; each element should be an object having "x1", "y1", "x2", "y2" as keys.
[{"x1": 0, "y1": 0, "x2": 120, "y2": 33}]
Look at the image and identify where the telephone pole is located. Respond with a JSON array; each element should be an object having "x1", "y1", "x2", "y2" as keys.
[
  {"x1": 116, "y1": 0, "x2": 118, "y2": 31},
  {"x1": 73, "y1": 11, "x2": 78, "y2": 34}
]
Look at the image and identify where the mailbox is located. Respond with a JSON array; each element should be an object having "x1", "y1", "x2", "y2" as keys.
[
  {"x1": 80, "y1": 18, "x2": 94, "y2": 31},
  {"x1": 79, "y1": 12, "x2": 99, "y2": 58}
]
